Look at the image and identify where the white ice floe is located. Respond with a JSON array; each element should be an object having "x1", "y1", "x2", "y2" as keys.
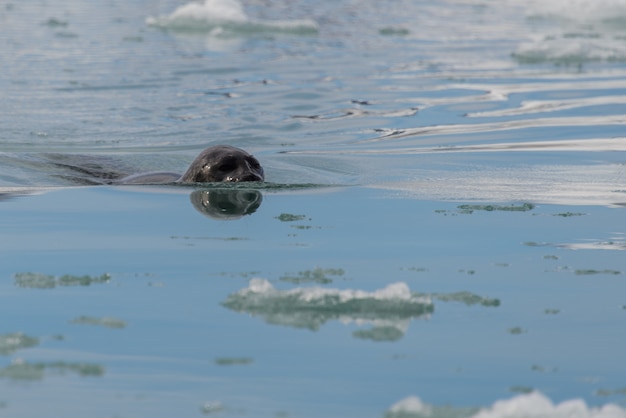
[
  {"x1": 223, "y1": 279, "x2": 433, "y2": 333},
  {"x1": 387, "y1": 396, "x2": 434, "y2": 416},
  {"x1": 240, "y1": 278, "x2": 427, "y2": 304},
  {"x1": 473, "y1": 392, "x2": 626, "y2": 418},
  {"x1": 147, "y1": 0, "x2": 247, "y2": 27},
  {"x1": 146, "y1": 0, "x2": 318, "y2": 34},
  {"x1": 511, "y1": 0, "x2": 626, "y2": 63},
  {"x1": 523, "y1": 0, "x2": 626, "y2": 22},
  {"x1": 386, "y1": 392, "x2": 626, "y2": 418}
]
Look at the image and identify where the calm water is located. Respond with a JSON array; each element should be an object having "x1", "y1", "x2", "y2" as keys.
[{"x1": 1, "y1": 0, "x2": 626, "y2": 417}]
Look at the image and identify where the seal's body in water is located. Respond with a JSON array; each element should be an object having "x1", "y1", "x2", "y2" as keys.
[{"x1": 117, "y1": 145, "x2": 264, "y2": 185}]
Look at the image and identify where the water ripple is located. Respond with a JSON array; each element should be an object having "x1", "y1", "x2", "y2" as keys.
[{"x1": 363, "y1": 116, "x2": 626, "y2": 142}]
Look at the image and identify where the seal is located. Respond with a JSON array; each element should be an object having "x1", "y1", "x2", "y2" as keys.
[{"x1": 117, "y1": 145, "x2": 264, "y2": 184}]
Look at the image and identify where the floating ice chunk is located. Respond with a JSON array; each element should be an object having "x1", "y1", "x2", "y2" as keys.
[
  {"x1": 148, "y1": 0, "x2": 247, "y2": 27},
  {"x1": 509, "y1": 0, "x2": 626, "y2": 64},
  {"x1": 201, "y1": 400, "x2": 224, "y2": 414},
  {"x1": 0, "y1": 333, "x2": 39, "y2": 355},
  {"x1": 386, "y1": 392, "x2": 626, "y2": 418},
  {"x1": 387, "y1": 396, "x2": 433, "y2": 416},
  {"x1": 472, "y1": 392, "x2": 626, "y2": 418},
  {"x1": 248, "y1": 277, "x2": 273, "y2": 293},
  {"x1": 525, "y1": 0, "x2": 626, "y2": 22},
  {"x1": 146, "y1": 0, "x2": 318, "y2": 35},
  {"x1": 236, "y1": 279, "x2": 426, "y2": 304},
  {"x1": 223, "y1": 279, "x2": 432, "y2": 332}
]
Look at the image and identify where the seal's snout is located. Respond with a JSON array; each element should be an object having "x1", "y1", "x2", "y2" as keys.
[{"x1": 234, "y1": 173, "x2": 264, "y2": 182}]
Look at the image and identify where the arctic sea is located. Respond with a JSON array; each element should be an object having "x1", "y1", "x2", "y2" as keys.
[{"x1": 1, "y1": 0, "x2": 626, "y2": 417}]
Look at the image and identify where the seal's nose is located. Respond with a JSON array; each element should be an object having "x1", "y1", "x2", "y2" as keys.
[{"x1": 236, "y1": 172, "x2": 263, "y2": 182}]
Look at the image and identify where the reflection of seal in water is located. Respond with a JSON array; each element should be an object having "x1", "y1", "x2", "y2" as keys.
[
  {"x1": 190, "y1": 189, "x2": 262, "y2": 220},
  {"x1": 118, "y1": 145, "x2": 264, "y2": 184}
]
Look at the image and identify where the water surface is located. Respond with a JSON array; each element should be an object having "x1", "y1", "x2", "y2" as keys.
[{"x1": 1, "y1": 0, "x2": 626, "y2": 416}]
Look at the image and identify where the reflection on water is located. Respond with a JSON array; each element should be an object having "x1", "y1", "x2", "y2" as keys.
[
  {"x1": 0, "y1": 360, "x2": 105, "y2": 381},
  {"x1": 430, "y1": 292, "x2": 500, "y2": 307},
  {"x1": 371, "y1": 163, "x2": 626, "y2": 207},
  {"x1": 13, "y1": 273, "x2": 111, "y2": 289},
  {"x1": 214, "y1": 357, "x2": 253, "y2": 366},
  {"x1": 279, "y1": 267, "x2": 344, "y2": 284},
  {"x1": 190, "y1": 188, "x2": 262, "y2": 220},
  {"x1": 525, "y1": 232, "x2": 626, "y2": 251},
  {"x1": 0, "y1": 334, "x2": 39, "y2": 356},
  {"x1": 69, "y1": 316, "x2": 127, "y2": 329}
]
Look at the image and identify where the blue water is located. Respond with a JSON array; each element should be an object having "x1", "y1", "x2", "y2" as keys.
[{"x1": 1, "y1": 0, "x2": 626, "y2": 417}]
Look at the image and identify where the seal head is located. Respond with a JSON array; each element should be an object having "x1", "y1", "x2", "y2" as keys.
[{"x1": 179, "y1": 145, "x2": 264, "y2": 183}]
